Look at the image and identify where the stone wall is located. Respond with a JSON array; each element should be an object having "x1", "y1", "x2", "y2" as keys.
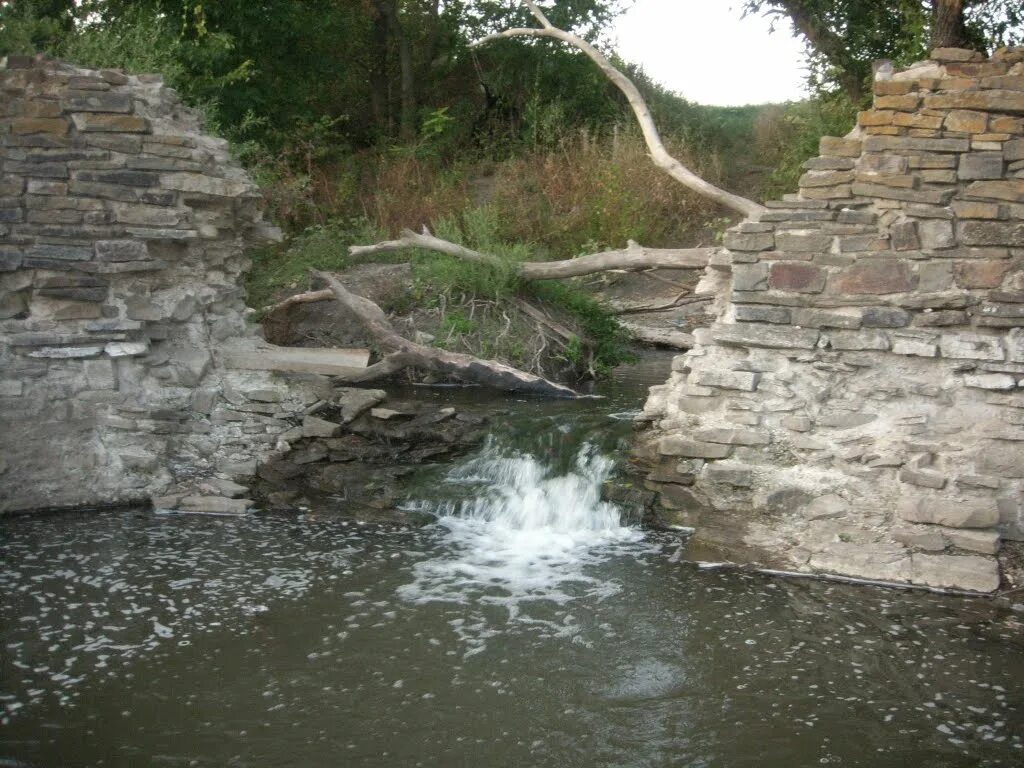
[
  {"x1": 0, "y1": 55, "x2": 323, "y2": 514},
  {"x1": 635, "y1": 47, "x2": 1024, "y2": 593}
]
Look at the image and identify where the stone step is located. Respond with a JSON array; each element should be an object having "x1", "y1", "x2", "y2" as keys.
[{"x1": 221, "y1": 343, "x2": 370, "y2": 376}]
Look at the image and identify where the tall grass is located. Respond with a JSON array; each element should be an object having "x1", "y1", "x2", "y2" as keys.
[
  {"x1": 256, "y1": 127, "x2": 727, "y2": 256},
  {"x1": 753, "y1": 96, "x2": 858, "y2": 200}
]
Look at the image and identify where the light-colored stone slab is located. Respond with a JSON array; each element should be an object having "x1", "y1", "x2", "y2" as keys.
[{"x1": 223, "y1": 343, "x2": 370, "y2": 377}]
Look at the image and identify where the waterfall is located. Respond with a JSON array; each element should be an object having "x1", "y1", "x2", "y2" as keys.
[{"x1": 398, "y1": 438, "x2": 645, "y2": 623}]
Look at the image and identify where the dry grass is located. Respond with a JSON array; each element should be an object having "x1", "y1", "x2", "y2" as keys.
[
  {"x1": 489, "y1": 128, "x2": 724, "y2": 255},
  {"x1": 255, "y1": 128, "x2": 728, "y2": 256}
]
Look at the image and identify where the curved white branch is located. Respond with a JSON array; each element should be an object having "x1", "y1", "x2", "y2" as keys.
[{"x1": 470, "y1": 2, "x2": 765, "y2": 219}]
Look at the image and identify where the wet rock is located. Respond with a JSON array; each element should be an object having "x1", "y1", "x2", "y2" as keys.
[
  {"x1": 802, "y1": 494, "x2": 849, "y2": 520},
  {"x1": 302, "y1": 415, "x2": 341, "y2": 439},
  {"x1": 335, "y1": 387, "x2": 385, "y2": 422},
  {"x1": 910, "y1": 553, "x2": 1000, "y2": 593},
  {"x1": 178, "y1": 495, "x2": 251, "y2": 515}
]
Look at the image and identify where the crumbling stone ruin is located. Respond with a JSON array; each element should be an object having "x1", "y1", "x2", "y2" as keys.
[
  {"x1": 636, "y1": 48, "x2": 1024, "y2": 593},
  {"x1": 0, "y1": 55, "x2": 326, "y2": 515}
]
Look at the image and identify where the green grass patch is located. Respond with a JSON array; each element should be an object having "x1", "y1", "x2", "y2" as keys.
[
  {"x1": 246, "y1": 218, "x2": 386, "y2": 311},
  {"x1": 527, "y1": 280, "x2": 633, "y2": 374}
]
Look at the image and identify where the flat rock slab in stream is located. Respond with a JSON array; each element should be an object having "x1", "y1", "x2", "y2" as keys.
[{"x1": 222, "y1": 341, "x2": 370, "y2": 376}]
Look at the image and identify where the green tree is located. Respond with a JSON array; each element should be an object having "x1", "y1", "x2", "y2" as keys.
[{"x1": 745, "y1": 0, "x2": 1023, "y2": 103}]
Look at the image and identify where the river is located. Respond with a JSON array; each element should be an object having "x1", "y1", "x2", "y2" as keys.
[{"x1": 1, "y1": 354, "x2": 1022, "y2": 766}]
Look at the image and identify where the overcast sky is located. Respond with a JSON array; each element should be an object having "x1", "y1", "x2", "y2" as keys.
[{"x1": 612, "y1": 0, "x2": 809, "y2": 106}]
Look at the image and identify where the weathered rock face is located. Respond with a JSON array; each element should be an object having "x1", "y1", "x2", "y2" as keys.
[
  {"x1": 0, "y1": 55, "x2": 321, "y2": 514},
  {"x1": 635, "y1": 47, "x2": 1024, "y2": 593}
]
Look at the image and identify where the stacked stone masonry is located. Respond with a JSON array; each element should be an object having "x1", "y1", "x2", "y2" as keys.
[
  {"x1": 0, "y1": 55, "x2": 322, "y2": 515},
  {"x1": 637, "y1": 47, "x2": 1024, "y2": 593}
]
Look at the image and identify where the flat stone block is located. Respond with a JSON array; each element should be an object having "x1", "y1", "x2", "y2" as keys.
[
  {"x1": 734, "y1": 304, "x2": 790, "y2": 324},
  {"x1": 910, "y1": 553, "x2": 999, "y2": 593},
  {"x1": 899, "y1": 497, "x2": 999, "y2": 528},
  {"x1": 28, "y1": 345, "x2": 103, "y2": 359},
  {"x1": 939, "y1": 333, "x2": 1005, "y2": 361},
  {"x1": 26, "y1": 243, "x2": 92, "y2": 261},
  {"x1": 178, "y1": 496, "x2": 252, "y2": 515},
  {"x1": 95, "y1": 239, "x2": 149, "y2": 262},
  {"x1": 792, "y1": 308, "x2": 861, "y2": 329},
  {"x1": 976, "y1": 442, "x2": 1024, "y2": 478},
  {"x1": 964, "y1": 179, "x2": 1024, "y2": 203},
  {"x1": 960, "y1": 152, "x2": 1005, "y2": 181},
  {"x1": 61, "y1": 93, "x2": 132, "y2": 113},
  {"x1": 769, "y1": 262, "x2": 826, "y2": 293},
  {"x1": 781, "y1": 415, "x2": 812, "y2": 432},
  {"x1": 957, "y1": 259, "x2": 1011, "y2": 289},
  {"x1": 944, "y1": 528, "x2": 1000, "y2": 555},
  {"x1": 694, "y1": 369, "x2": 760, "y2": 392},
  {"x1": 712, "y1": 323, "x2": 820, "y2": 351},
  {"x1": 105, "y1": 341, "x2": 149, "y2": 357},
  {"x1": 160, "y1": 172, "x2": 252, "y2": 198},
  {"x1": 861, "y1": 307, "x2": 910, "y2": 328},
  {"x1": 893, "y1": 527, "x2": 946, "y2": 551},
  {"x1": 302, "y1": 415, "x2": 342, "y2": 439},
  {"x1": 694, "y1": 428, "x2": 769, "y2": 446},
  {"x1": 803, "y1": 494, "x2": 849, "y2": 520},
  {"x1": 899, "y1": 467, "x2": 947, "y2": 489},
  {"x1": 817, "y1": 412, "x2": 876, "y2": 429},
  {"x1": 723, "y1": 230, "x2": 774, "y2": 252},
  {"x1": 891, "y1": 333, "x2": 938, "y2": 357},
  {"x1": 11, "y1": 117, "x2": 69, "y2": 135},
  {"x1": 828, "y1": 330, "x2": 890, "y2": 351},
  {"x1": 732, "y1": 263, "x2": 769, "y2": 291},
  {"x1": 658, "y1": 437, "x2": 733, "y2": 459},
  {"x1": 222, "y1": 343, "x2": 370, "y2": 377},
  {"x1": 774, "y1": 232, "x2": 834, "y2": 252},
  {"x1": 959, "y1": 220, "x2": 1024, "y2": 246},
  {"x1": 704, "y1": 463, "x2": 754, "y2": 488},
  {"x1": 71, "y1": 113, "x2": 150, "y2": 133},
  {"x1": 924, "y1": 89, "x2": 1024, "y2": 115},
  {"x1": 964, "y1": 373, "x2": 1016, "y2": 390},
  {"x1": 832, "y1": 260, "x2": 916, "y2": 295}
]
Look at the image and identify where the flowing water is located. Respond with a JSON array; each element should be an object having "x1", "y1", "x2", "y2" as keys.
[{"x1": 2, "y1": 354, "x2": 1023, "y2": 767}]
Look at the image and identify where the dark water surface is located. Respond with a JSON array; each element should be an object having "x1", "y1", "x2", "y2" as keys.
[{"x1": 2, "y1": 354, "x2": 1022, "y2": 767}]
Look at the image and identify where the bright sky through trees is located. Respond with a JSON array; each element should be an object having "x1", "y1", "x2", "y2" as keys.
[{"x1": 613, "y1": 0, "x2": 808, "y2": 105}]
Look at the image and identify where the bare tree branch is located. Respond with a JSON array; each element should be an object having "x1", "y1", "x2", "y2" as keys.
[
  {"x1": 349, "y1": 227, "x2": 495, "y2": 264},
  {"x1": 471, "y1": 1, "x2": 766, "y2": 219},
  {"x1": 347, "y1": 228, "x2": 714, "y2": 280},
  {"x1": 262, "y1": 288, "x2": 334, "y2": 315}
]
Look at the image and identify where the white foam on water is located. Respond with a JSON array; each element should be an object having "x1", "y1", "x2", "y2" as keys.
[{"x1": 398, "y1": 440, "x2": 647, "y2": 636}]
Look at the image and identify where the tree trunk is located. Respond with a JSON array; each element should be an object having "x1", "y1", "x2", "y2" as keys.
[
  {"x1": 375, "y1": 0, "x2": 417, "y2": 141},
  {"x1": 931, "y1": 0, "x2": 968, "y2": 49},
  {"x1": 777, "y1": 0, "x2": 866, "y2": 103},
  {"x1": 369, "y1": 8, "x2": 391, "y2": 132}
]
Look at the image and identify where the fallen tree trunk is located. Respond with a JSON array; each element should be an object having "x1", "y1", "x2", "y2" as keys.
[
  {"x1": 470, "y1": 1, "x2": 766, "y2": 219},
  {"x1": 310, "y1": 270, "x2": 584, "y2": 398},
  {"x1": 349, "y1": 228, "x2": 715, "y2": 279}
]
